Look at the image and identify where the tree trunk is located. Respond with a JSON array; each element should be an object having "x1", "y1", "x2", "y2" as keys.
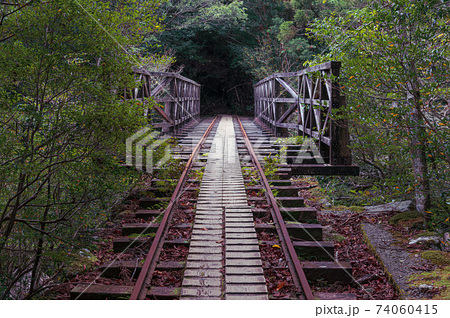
[
  {"x1": 409, "y1": 92, "x2": 431, "y2": 215},
  {"x1": 0, "y1": 173, "x2": 26, "y2": 254}
]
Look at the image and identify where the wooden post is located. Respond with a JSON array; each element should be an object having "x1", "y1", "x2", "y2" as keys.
[
  {"x1": 330, "y1": 96, "x2": 352, "y2": 165},
  {"x1": 274, "y1": 78, "x2": 289, "y2": 137}
]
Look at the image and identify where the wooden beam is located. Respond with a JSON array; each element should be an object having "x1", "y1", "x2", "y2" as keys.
[
  {"x1": 150, "y1": 77, "x2": 173, "y2": 96},
  {"x1": 276, "y1": 103, "x2": 298, "y2": 124},
  {"x1": 275, "y1": 78, "x2": 298, "y2": 98},
  {"x1": 278, "y1": 164, "x2": 359, "y2": 176}
]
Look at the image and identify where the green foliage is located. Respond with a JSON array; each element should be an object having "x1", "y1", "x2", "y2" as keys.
[
  {"x1": 317, "y1": 176, "x2": 394, "y2": 206},
  {"x1": 159, "y1": 0, "x2": 247, "y2": 30},
  {"x1": 426, "y1": 203, "x2": 450, "y2": 237},
  {"x1": 62, "y1": 250, "x2": 99, "y2": 278},
  {"x1": 128, "y1": 232, "x2": 156, "y2": 238},
  {"x1": 240, "y1": 0, "x2": 356, "y2": 79},
  {"x1": 0, "y1": 0, "x2": 165, "y2": 299},
  {"x1": 274, "y1": 136, "x2": 305, "y2": 145},
  {"x1": 242, "y1": 166, "x2": 258, "y2": 185},
  {"x1": 190, "y1": 168, "x2": 204, "y2": 181},
  {"x1": 263, "y1": 153, "x2": 282, "y2": 179},
  {"x1": 308, "y1": 0, "x2": 450, "y2": 215}
]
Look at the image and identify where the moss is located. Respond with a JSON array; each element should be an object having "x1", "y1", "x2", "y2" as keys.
[
  {"x1": 388, "y1": 211, "x2": 423, "y2": 225},
  {"x1": 414, "y1": 232, "x2": 438, "y2": 238},
  {"x1": 333, "y1": 234, "x2": 346, "y2": 243},
  {"x1": 127, "y1": 233, "x2": 156, "y2": 239},
  {"x1": 333, "y1": 205, "x2": 349, "y2": 211},
  {"x1": 408, "y1": 266, "x2": 450, "y2": 299},
  {"x1": 361, "y1": 223, "x2": 405, "y2": 298},
  {"x1": 309, "y1": 187, "x2": 327, "y2": 201},
  {"x1": 350, "y1": 206, "x2": 365, "y2": 213},
  {"x1": 63, "y1": 252, "x2": 98, "y2": 277},
  {"x1": 118, "y1": 210, "x2": 134, "y2": 216},
  {"x1": 421, "y1": 251, "x2": 450, "y2": 266}
]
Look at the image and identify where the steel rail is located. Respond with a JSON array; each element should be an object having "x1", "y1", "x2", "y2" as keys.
[
  {"x1": 235, "y1": 116, "x2": 314, "y2": 300},
  {"x1": 130, "y1": 116, "x2": 219, "y2": 300}
]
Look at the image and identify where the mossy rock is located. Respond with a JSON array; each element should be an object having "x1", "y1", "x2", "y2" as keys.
[
  {"x1": 350, "y1": 206, "x2": 365, "y2": 213},
  {"x1": 421, "y1": 251, "x2": 450, "y2": 266},
  {"x1": 408, "y1": 265, "x2": 450, "y2": 299},
  {"x1": 414, "y1": 231, "x2": 438, "y2": 238},
  {"x1": 388, "y1": 211, "x2": 423, "y2": 225},
  {"x1": 118, "y1": 210, "x2": 134, "y2": 216}
]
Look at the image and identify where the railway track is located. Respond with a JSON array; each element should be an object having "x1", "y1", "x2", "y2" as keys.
[{"x1": 70, "y1": 115, "x2": 354, "y2": 300}]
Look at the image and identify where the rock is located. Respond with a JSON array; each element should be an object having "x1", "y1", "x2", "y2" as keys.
[
  {"x1": 409, "y1": 236, "x2": 440, "y2": 246},
  {"x1": 355, "y1": 274, "x2": 379, "y2": 285},
  {"x1": 319, "y1": 199, "x2": 332, "y2": 208},
  {"x1": 443, "y1": 233, "x2": 450, "y2": 251},
  {"x1": 322, "y1": 225, "x2": 335, "y2": 239},
  {"x1": 364, "y1": 200, "x2": 414, "y2": 214},
  {"x1": 418, "y1": 284, "x2": 433, "y2": 292},
  {"x1": 363, "y1": 287, "x2": 374, "y2": 294},
  {"x1": 79, "y1": 248, "x2": 91, "y2": 255}
]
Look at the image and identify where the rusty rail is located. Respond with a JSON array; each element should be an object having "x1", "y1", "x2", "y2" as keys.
[
  {"x1": 235, "y1": 116, "x2": 314, "y2": 300},
  {"x1": 254, "y1": 61, "x2": 352, "y2": 165},
  {"x1": 130, "y1": 116, "x2": 218, "y2": 300},
  {"x1": 126, "y1": 69, "x2": 201, "y2": 134}
]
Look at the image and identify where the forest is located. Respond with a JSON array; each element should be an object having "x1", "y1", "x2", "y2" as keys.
[{"x1": 0, "y1": 0, "x2": 449, "y2": 299}]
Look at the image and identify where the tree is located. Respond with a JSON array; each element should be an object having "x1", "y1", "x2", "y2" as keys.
[
  {"x1": 148, "y1": 0, "x2": 251, "y2": 113},
  {"x1": 0, "y1": 1, "x2": 35, "y2": 42},
  {"x1": 309, "y1": 0, "x2": 450, "y2": 215},
  {"x1": 0, "y1": 0, "x2": 163, "y2": 299},
  {"x1": 239, "y1": 0, "x2": 359, "y2": 79},
  {"x1": 158, "y1": 0, "x2": 247, "y2": 30}
]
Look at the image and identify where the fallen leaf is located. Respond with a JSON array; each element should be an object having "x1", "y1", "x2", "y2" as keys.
[
  {"x1": 200, "y1": 228, "x2": 208, "y2": 231},
  {"x1": 272, "y1": 244, "x2": 281, "y2": 248},
  {"x1": 216, "y1": 239, "x2": 224, "y2": 243},
  {"x1": 276, "y1": 282, "x2": 286, "y2": 291}
]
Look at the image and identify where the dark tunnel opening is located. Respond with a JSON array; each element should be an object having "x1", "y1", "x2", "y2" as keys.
[{"x1": 170, "y1": 30, "x2": 255, "y2": 116}]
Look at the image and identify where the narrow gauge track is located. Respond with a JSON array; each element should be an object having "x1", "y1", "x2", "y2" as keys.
[
  {"x1": 71, "y1": 117, "x2": 219, "y2": 300},
  {"x1": 130, "y1": 116, "x2": 219, "y2": 300},
  {"x1": 234, "y1": 117, "x2": 354, "y2": 300},
  {"x1": 70, "y1": 115, "x2": 354, "y2": 300},
  {"x1": 235, "y1": 116, "x2": 313, "y2": 300}
]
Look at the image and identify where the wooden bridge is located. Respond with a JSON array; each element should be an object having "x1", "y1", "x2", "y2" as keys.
[
  {"x1": 70, "y1": 61, "x2": 361, "y2": 301},
  {"x1": 127, "y1": 62, "x2": 359, "y2": 176},
  {"x1": 127, "y1": 68, "x2": 201, "y2": 133}
]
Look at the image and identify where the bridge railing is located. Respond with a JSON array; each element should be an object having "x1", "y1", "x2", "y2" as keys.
[
  {"x1": 125, "y1": 68, "x2": 201, "y2": 133},
  {"x1": 254, "y1": 61, "x2": 352, "y2": 165}
]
